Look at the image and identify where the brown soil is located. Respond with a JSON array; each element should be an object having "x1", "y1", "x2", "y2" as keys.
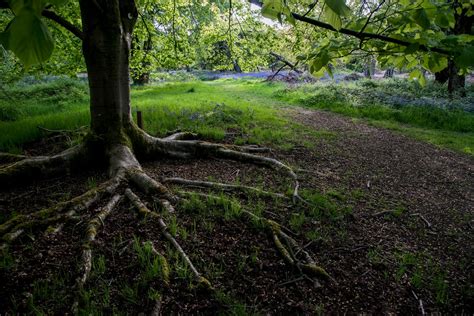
[{"x1": 0, "y1": 108, "x2": 472, "y2": 314}]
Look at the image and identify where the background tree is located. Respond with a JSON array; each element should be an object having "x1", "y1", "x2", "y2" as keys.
[{"x1": 252, "y1": 0, "x2": 473, "y2": 90}]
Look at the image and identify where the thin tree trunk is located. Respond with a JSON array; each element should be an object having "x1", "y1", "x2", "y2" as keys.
[
  {"x1": 232, "y1": 59, "x2": 242, "y2": 73},
  {"x1": 447, "y1": 60, "x2": 465, "y2": 94},
  {"x1": 384, "y1": 68, "x2": 394, "y2": 78},
  {"x1": 435, "y1": 67, "x2": 449, "y2": 84},
  {"x1": 364, "y1": 57, "x2": 376, "y2": 78}
]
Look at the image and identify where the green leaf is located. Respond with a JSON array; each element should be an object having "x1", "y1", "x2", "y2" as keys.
[
  {"x1": 412, "y1": 9, "x2": 430, "y2": 29},
  {"x1": 261, "y1": 0, "x2": 294, "y2": 25},
  {"x1": 406, "y1": 56, "x2": 419, "y2": 69},
  {"x1": 323, "y1": 0, "x2": 350, "y2": 30},
  {"x1": 393, "y1": 55, "x2": 406, "y2": 70},
  {"x1": 404, "y1": 43, "x2": 419, "y2": 54},
  {"x1": 324, "y1": 0, "x2": 350, "y2": 17},
  {"x1": 435, "y1": 13, "x2": 450, "y2": 28},
  {"x1": 325, "y1": 65, "x2": 333, "y2": 78},
  {"x1": 261, "y1": 0, "x2": 282, "y2": 20},
  {"x1": 423, "y1": 54, "x2": 447, "y2": 73},
  {"x1": 281, "y1": 5, "x2": 296, "y2": 25},
  {"x1": 311, "y1": 67, "x2": 326, "y2": 78},
  {"x1": 47, "y1": 0, "x2": 68, "y2": 6},
  {"x1": 454, "y1": 46, "x2": 474, "y2": 68},
  {"x1": 310, "y1": 50, "x2": 330, "y2": 74},
  {"x1": 8, "y1": 0, "x2": 45, "y2": 15},
  {"x1": 0, "y1": 32, "x2": 8, "y2": 49},
  {"x1": 324, "y1": 5, "x2": 342, "y2": 30},
  {"x1": 296, "y1": 54, "x2": 307, "y2": 61},
  {"x1": 409, "y1": 69, "x2": 426, "y2": 87},
  {"x1": 5, "y1": 7, "x2": 54, "y2": 68}
]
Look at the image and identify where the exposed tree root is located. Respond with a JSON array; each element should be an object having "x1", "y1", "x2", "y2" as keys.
[
  {"x1": 125, "y1": 188, "x2": 212, "y2": 290},
  {"x1": 0, "y1": 152, "x2": 27, "y2": 164},
  {"x1": 2, "y1": 127, "x2": 331, "y2": 312},
  {"x1": 0, "y1": 176, "x2": 121, "y2": 248},
  {"x1": 136, "y1": 130, "x2": 302, "y2": 202},
  {"x1": 146, "y1": 241, "x2": 170, "y2": 284},
  {"x1": 163, "y1": 177, "x2": 288, "y2": 200},
  {"x1": 177, "y1": 191, "x2": 330, "y2": 281},
  {"x1": 244, "y1": 210, "x2": 330, "y2": 280},
  {"x1": 163, "y1": 131, "x2": 198, "y2": 141},
  {"x1": 72, "y1": 194, "x2": 122, "y2": 313},
  {"x1": 37, "y1": 125, "x2": 88, "y2": 135},
  {"x1": 0, "y1": 144, "x2": 87, "y2": 188}
]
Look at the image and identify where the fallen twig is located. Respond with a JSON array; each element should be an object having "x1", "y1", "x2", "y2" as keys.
[
  {"x1": 411, "y1": 290, "x2": 426, "y2": 316},
  {"x1": 410, "y1": 213, "x2": 433, "y2": 230}
]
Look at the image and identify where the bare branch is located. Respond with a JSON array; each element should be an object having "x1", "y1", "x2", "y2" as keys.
[{"x1": 358, "y1": 0, "x2": 386, "y2": 35}]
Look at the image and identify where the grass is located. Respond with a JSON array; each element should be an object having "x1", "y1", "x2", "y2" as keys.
[
  {"x1": 394, "y1": 251, "x2": 450, "y2": 307},
  {"x1": 0, "y1": 76, "x2": 472, "y2": 156},
  {"x1": 0, "y1": 76, "x2": 470, "y2": 313},
  {"x1": 274, "y1": 79, "x2": 474, "y2": 155},
  {"x1": 0, "y1": 79, "x2": 296, "y2": 152}
]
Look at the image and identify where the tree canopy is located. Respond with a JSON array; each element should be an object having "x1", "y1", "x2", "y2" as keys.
[{"x1": 1, "y1": 0, "x2": 472, "y2": 85}]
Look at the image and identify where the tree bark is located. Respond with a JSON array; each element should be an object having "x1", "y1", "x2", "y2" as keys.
[
  {"x1": 232, "y1": 59, "x2": 242, "y2": 73},
  {"x1": 79, "y1": 0, "x2": 138, "y2": 141},
  {"x1": 434, "y1": 67, "x2": 449, "y2": 84},
  {"x1": 436, "y1": 1, "x2": 472, "y2": 92},
  {"x1": 447, "y1": 60, "x2": 465, "y2": 94},
  {"x1": 383, "y1": 68, "x2": 394, "y2": 78}
]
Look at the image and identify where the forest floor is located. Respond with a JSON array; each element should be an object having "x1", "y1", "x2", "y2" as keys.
[
  {"x1": 1, "y1": 106, "x2": 472, "y2": 314},
  {"x1": 0, "y1": 79, "x2": 473, "y2": 314}
]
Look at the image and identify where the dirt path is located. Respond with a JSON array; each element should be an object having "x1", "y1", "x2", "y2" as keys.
[
  {"x1": 0, "y1": 108, "x2": 472, "y2": 314},
  {"x1": 282, "y1": 108, "x2": 474, "y2": 313}
]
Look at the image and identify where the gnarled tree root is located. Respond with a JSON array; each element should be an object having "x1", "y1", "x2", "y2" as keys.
[
  {"x1": 72, "y1": 194, "x2": 122, "y2": 313},
  {"x1": 163, "y1": 177, "x2": 288, "y2": 200},
  {"x1": 0, "y1": 152, "x2": 27, "y2": 164},
  {"x1": 0, "y1": 144, "x2": 87, "y2": 188},
  {"x1": 135, "y1": 129, "x2": 302, "y2": 202},
  {"x1": 2, "y1": 126, "x2": 330, "y2": 312},
  {"x1": 177, "y1": 191, "x2": 330, "y2": 281},
  {"x1": 125, "y1": 188, "x2": 212, "y2": 290},
  {"x1": 0, "y1": 176, "x2": 122, "y2": 248}
]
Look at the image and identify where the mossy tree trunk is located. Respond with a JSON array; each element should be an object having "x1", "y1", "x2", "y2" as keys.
[{"x1": 79, "y1": 0, "x2": 138, "y2": 147}]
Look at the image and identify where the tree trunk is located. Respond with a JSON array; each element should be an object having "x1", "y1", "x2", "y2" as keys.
[
  {"x1": 133, "y1": 72, "x2": 150, "y2": 85},
  {"x1": 383, "y1": 68, "x2": 394, "y2": 78},
  {"x1": 447, "y1": 60, "x2": 465, "y2": 94},
  {"x1": 79, "y1": 0, "x2": 138, "y2": 142},
  {"x1": 232, "y1": 59, "x2": 242, "y2": 73},
  {"x1": 364, "y1": 57, "x2": 376, "y2": 78},
  {"x1": 436, "y1": 1, "x2": 473, "y2": 93},
  {"x1": 434, "y1": 67, "x2": 449, "y2": 84}
]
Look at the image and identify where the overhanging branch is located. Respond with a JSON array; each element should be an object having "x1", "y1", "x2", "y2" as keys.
[
  {"x1": 42, "y1": 10, "x2": 84, "y2": 41},
  {"x1": 0, "y1": 0, "x2": 83, "y2": 41},
  {"x1": 249, "y1": 0, "x2": 450, "y2": 56}
]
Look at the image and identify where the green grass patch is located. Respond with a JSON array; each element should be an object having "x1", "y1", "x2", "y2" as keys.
[
  {"x1": 1, "y1": 77, "x2": 473, "y2": 156},
  {"x1": 394, "y1": 251, "x2": 450, "y2": 307},
  {"x1": 274, "y1": 79, "x2": 474, "y2": 155},
  {"x1": 0, "y1": 79, "x2": 295, "y2": 152}
]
